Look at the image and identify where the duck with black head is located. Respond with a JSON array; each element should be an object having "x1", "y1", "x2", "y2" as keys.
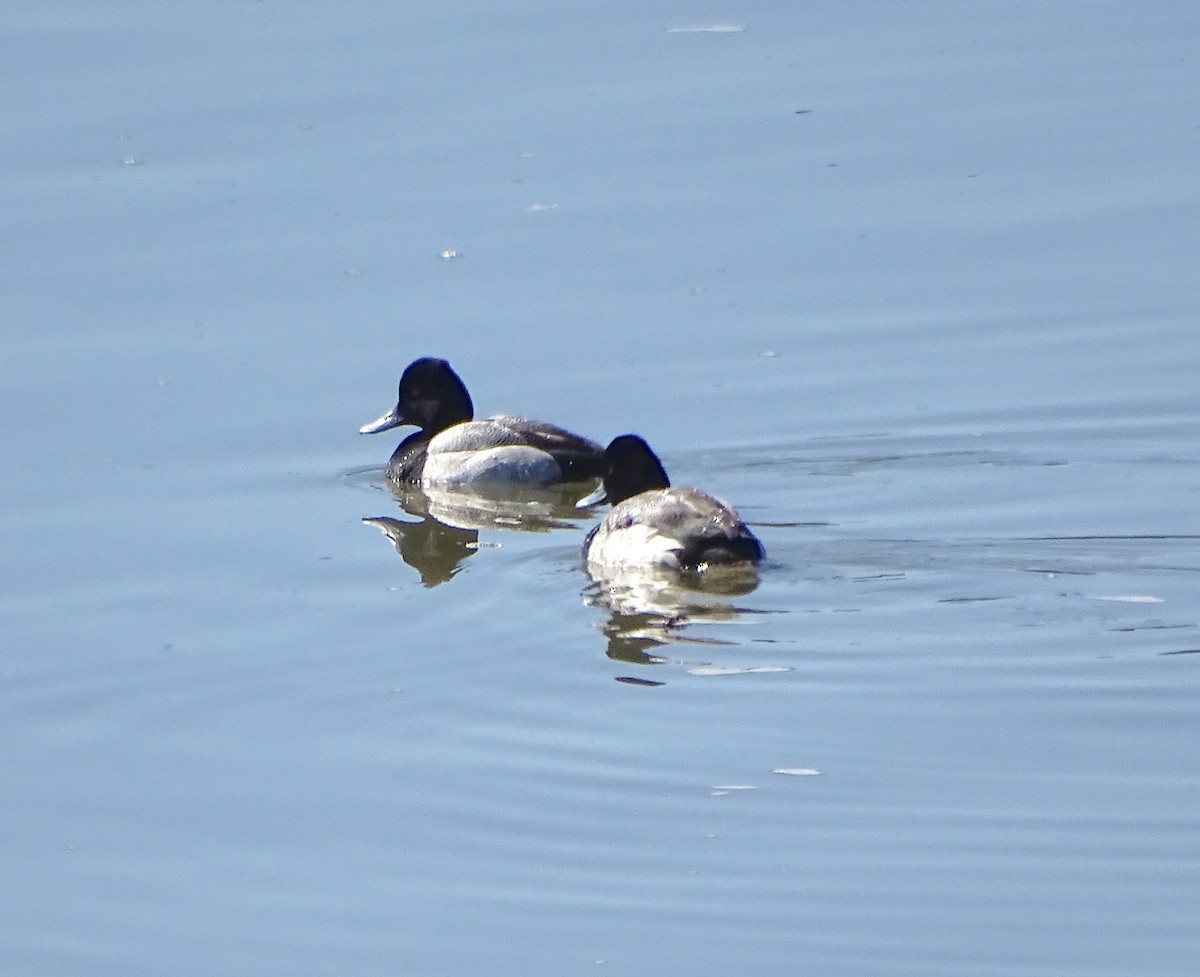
[
  {"x1": 360, "y1": 358, "x2": 605, "y2": 488},
  {"x1": 580, "y1": 434, "x2": 765, "y2": 572}
]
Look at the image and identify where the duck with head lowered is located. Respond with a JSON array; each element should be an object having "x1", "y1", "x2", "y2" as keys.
[
  {"x1": 580, "y1": 434, "x2": 765, "y2": 572},
  {"x1": 360, "y1": 357, "x2": 605, "y2": 488}
]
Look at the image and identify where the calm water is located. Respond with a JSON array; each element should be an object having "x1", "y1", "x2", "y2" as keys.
[{"x1": 3, "y1": 2, "x2": 1199, "y2": 975}]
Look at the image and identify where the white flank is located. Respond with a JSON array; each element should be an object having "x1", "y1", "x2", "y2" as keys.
[{"x1": 586, "y1": 523, "x2": 682, "y2": 569}]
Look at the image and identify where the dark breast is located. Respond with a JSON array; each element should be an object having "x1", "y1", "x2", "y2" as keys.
[{"x1": 386, "y1": 432, "x2": 431, "y2": 483}]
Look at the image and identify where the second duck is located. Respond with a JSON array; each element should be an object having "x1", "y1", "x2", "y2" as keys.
[{"x1": 582, "y1": 434, "x2": 765, "y2": 571}]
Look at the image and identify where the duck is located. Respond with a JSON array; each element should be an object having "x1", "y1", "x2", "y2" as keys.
[
  {"x1": 360, "y1": 357, "x2": 605, "y2": 487},
  {"x1": 581, "y1": 434, "x2": 765, "y2": 571}
]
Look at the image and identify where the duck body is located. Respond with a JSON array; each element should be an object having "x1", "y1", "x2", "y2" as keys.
[
  {"x1": 582, "y1": 435, "x2": 764, "y2": 572},
  {"x1": 361, "y1": 358, "x2": 604, "y2": 488},
  {"x1": 384, "y1": 413, "x2": 603, "y2": 487},
  {"x1": 584, "y1": 486, "x2": 765, "y2": 571}
]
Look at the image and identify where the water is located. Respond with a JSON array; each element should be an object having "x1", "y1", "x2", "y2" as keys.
[{"x1": 3, "y1": 2, "x2": 1199, "y2": 975}]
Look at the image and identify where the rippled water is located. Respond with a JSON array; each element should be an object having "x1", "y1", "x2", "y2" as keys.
[{"x1": 3, "y1": 2, "x2": 1199, "y2": 975}]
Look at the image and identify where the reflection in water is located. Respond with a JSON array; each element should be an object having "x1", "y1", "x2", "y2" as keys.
[
  {"x1": 386, "y1": 480, "x2": 596, "y2": 533},
  {"x1": 364, "y1": 479, "x2": 597, "y2": 586},
  {"x1": 584, "y1": 562, "x2": 763, "y2": 668},
  {"x1": 361, "y1": 515, "x2": 478, "y2": 588}
]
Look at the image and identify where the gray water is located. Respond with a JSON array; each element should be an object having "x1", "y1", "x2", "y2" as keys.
[{"x1": 3, "y1": 2, "x2": 1199, "y2": 975}]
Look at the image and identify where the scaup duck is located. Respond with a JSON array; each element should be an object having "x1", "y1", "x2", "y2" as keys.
[
  {"x1": 581, "y1": 434, "x2": 764, "y2": 570},
  {"x1": 360, "y1": 358, "x2": 604, "y2": 487}
]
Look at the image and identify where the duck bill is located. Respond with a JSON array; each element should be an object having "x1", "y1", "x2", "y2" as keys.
[
  {"x1": 359, "y1": 405, "x2": 406, "y2": 435},
  {"x1": 575, "y1": 482, "x2": 609, "y2": 509}
]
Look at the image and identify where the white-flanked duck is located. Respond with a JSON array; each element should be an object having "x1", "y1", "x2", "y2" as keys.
[
  {"x1": 581, "y1": 435, "x2": 765, "y2": 571},
  {"x1": 361, "y1": 358, "x2": 604, "y2": 488}
]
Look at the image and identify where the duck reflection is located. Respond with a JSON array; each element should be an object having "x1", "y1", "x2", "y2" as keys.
[
  {"x1": 361, "y1": 515, "x2": 478, "y2": 588},
  {"x1": 364, "y1": 479, "x2": 596, "y2": 587},
  {"x1": 584, "y1": 562, "x2": 761, "y2": 666}
]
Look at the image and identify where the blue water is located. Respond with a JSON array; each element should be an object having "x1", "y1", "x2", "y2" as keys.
[{"x1": 3, "y1": 2, "x2": 1198, "y2": 975}]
